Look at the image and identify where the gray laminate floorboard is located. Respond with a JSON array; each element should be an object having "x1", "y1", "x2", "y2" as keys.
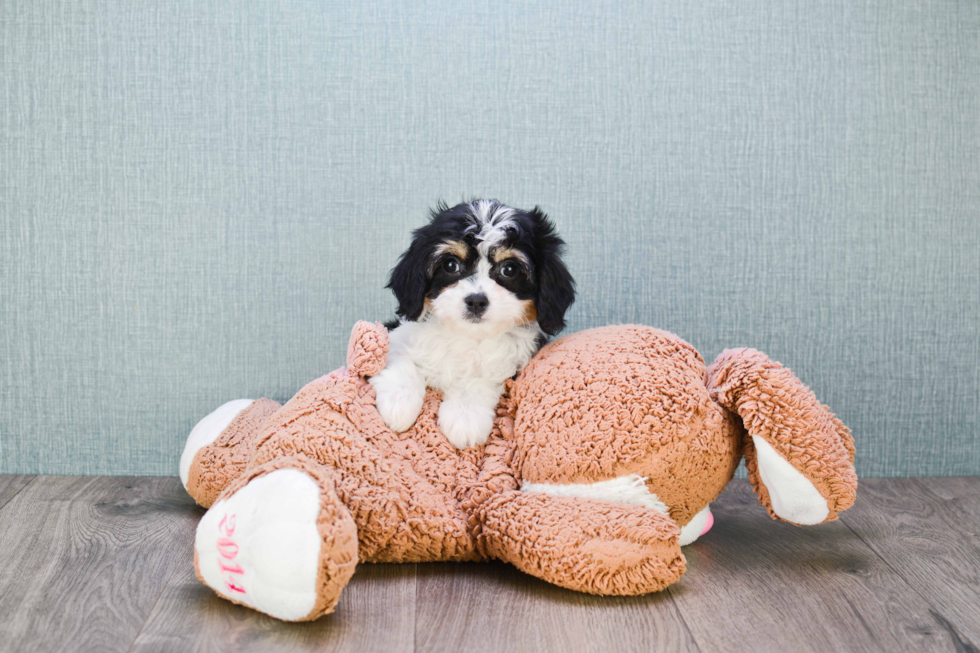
[
  {"x1": 415, "y1": 560, "x2": 700, "y2": 653},
  {"x1": 130, "y1": 560, "x2": 417, "y2": 653},
  {"x1": 0, "y1": 474, "x2": 34, "y2": 510},
  {"x1": 666, "y1": 481, "x2": 965, "y2": 653},
  {"x1": 0, "y1": 475, "x2": 977, "y2": 653},
  {"x1": 839, "y1": 477, "x2": 980, "y2": 649},
  {"x1": 0, "y1": 476, "x2": 199, "y2": 653}
]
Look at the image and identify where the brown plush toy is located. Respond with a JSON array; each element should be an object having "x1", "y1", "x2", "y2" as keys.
[{"x1": 180, "y1": 322, "x2": 856, "y2": 622}]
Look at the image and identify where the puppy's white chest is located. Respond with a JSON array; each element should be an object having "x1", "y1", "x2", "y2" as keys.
[
  {"x1": 417, "y1": 332, "x2": 518, "y2": 387},
  {"x1": 450, "y1": 339, "x2": 498, "y2": 375}
]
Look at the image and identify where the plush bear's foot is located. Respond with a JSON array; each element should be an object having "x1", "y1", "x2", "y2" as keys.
[
  {"x1": 180, "y1": 399, "x2": 254, "y2": 487},
  {"x1": 181, "y1": 398, "x2": 281, "y2": 508},
  {"x1": 194, "y1": 460, "x2": 358, "y2": 621},
  {"x1": 679, "y1": 505, "x2": 714, "y2": 546},
  {"x1": 751, "y1": 436, "x2": 830, "y2": 525},
  {"x1": 707, "y1": 348, "x2": 857, "y2": 525}
]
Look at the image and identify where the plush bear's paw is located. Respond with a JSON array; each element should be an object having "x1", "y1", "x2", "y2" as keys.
[
  {"x1": 371, "y1": 378, "x2": 425, "y2": 433},
  {"x1": 438, "y1": 399, "x2": 495, "y2": 448},
  {"x1": 180, "y1": 399, "x2": 255, "y2": 490},
  {"x1": 194, "y1": 467, "x2": 358, "y2": 621},
  {"x1": 752, "y1": 435, "x2": 830, "y2": 525}
]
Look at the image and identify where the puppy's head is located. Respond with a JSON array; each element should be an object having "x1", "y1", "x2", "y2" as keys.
[{"x1": 387, "y1": 200, "x2": 575, "y2": 338}]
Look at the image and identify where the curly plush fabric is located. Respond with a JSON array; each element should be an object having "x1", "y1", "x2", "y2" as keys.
[
  {"x1": 509, "y1": 325, "x2": 743, "y2": 527},
  {"x1": 184, "y1": 321, "x2": 858, "y2": 620},
  {"x1": 188, "y1": 398, "x2": 282, "y2": 508},
  {"x1": 477, "y1": 491, "x2": 685, "y2": 595},
  {"x1": 706, "y1": 348, "x2": 857, "y2": 522},
  {"x1": 194, "y1": 455, "x2": 360, "y2": 620},
  {"x1": 345, "y1": 321, "x2": 388, "y2": 377}
]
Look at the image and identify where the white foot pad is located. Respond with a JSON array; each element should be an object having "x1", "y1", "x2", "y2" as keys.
[
  {"x1": 679, "y1": 505, "x2": 714, "y2": 546},
  {"x1": 753, "y1": 435, "x2": 830, "y2": 525},
  {"x1": 179, "y1": 399, "x2": 254, "y2": 489},
  {"x1": 195, "y1": 469, "x2": 323, "y2": 621}
]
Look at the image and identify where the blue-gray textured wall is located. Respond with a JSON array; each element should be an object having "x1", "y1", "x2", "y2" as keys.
[{"x1": 1, "y1": 0, "x2": 978, "y2": 477}]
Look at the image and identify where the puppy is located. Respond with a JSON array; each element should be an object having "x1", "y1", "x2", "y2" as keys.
[{"x1": 370, "y1": 199, "x2": 575, "y2": 448}]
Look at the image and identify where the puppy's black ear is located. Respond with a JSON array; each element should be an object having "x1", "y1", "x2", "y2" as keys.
[
  {"x1": 387, "y1": 231, "x2": 433, "y2": 321},
  {"x1": 537, "y1": 256, "x2": 575, "y2": 335},
  {"x1": 529, "y1": 208, "x2": 576, "y2": 336}
]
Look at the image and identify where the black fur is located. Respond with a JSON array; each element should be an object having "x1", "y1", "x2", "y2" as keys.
[
  {"x1": 386, "y1": 200, "x2": 576, "y2": 335},
  {"x1": 520, "y1": 207, "x2": 576, "y2": 335}
]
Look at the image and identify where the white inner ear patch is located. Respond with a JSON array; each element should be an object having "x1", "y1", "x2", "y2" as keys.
[
  {"x1": 752, "y1": 435, "x2": 830, "y2": 525},
  {"x1": 521, "y1": 474, "x2": 670, "y2": 515}
]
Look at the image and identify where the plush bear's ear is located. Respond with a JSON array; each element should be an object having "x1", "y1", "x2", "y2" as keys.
[
  {"x1": 528, "y1": 207, "x2": 576, "y2": 336},
  {"x1": 347, "y1": 321, "x2": 389, "y2": 377}
]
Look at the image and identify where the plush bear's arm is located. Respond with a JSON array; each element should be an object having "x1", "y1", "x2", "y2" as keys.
[{"x1": 474, "y1": 491, "x2": 686, "y2": 595}]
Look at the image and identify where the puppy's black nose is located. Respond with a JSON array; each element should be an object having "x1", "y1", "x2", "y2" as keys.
[{"x1": 464, "y1": 293, "x2": 489, "y2": 317}]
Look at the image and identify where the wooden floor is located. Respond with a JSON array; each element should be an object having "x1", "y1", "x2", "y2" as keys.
[{"x1": 0, "y1": 476, "x2": 978, "y2": 653}]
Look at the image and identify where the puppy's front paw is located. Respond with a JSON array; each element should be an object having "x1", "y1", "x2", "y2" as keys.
[
  {"x1": 438, "y1": 399, "x2": 495, "y2": 448},
  {"x1": 371, "y1": 380, "x2": 424, "y2": 433}
]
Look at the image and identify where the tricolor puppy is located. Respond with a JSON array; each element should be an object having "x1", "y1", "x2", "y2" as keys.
[{"x1": 370, "y1": 199, "x2": 575, "y2": 448}]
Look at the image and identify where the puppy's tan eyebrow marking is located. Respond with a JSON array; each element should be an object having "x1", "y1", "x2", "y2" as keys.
[
  {"x1": 435, "y1": 240, "x2": 469, "y2": 259},
  {"x1": 492, "y1": 247, "x2": 529, "y2": 265}
]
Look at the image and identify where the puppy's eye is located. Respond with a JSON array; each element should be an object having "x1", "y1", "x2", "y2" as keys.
[
  {"x1": 499, "y1": 262, "x2": 518, "y2": 278},
  {"x1": 442, "y1": 258, "x2": 460, "y2": 274}
]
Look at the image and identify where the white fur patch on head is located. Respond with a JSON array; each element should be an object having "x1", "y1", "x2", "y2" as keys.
[
  {"x1": 521, "y1": 474, "x2": 670, "y2": 515},
  {"x1": 466, "y1": 199, "x2": 517, "y2": 254}
]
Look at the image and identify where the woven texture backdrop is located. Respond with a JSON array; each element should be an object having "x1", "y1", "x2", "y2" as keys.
[{"x1": 1, "y1": 0, "x2": 978, "y2": 476}]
